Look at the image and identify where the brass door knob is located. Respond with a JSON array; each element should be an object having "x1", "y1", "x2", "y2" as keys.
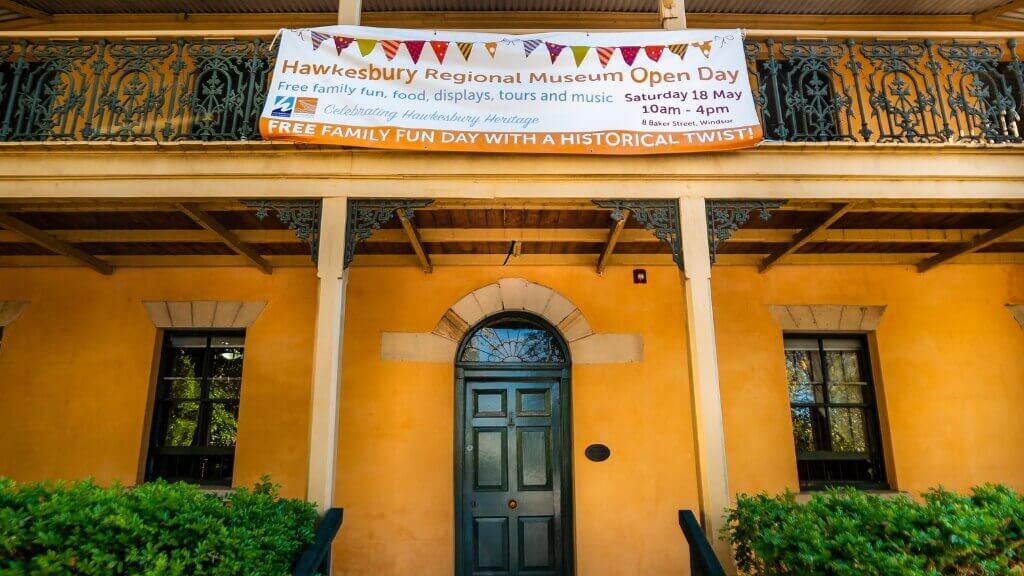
[{"x1": 507, "y1": 499, "x2": 518, "y2": 509}]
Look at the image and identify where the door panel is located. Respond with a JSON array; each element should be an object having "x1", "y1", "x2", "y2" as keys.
[
  {"x1": 462, "y1": 376, "x2": 566, "y2": 576},
  {"x1": 518, "y1": 516, "x2": 556, "y2": 572},
  {"x1": 474, "y1": 517, "x2": 510, "y2": 573},
  {"x1": 517, "y1": 428, "x2": 552, "y2": 490},
  {"x1": 474, "y1": 428, "x2": 509, "y2": 491}
]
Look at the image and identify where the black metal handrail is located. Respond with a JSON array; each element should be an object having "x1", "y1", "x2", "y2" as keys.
[
  {"x1": 678, "y1": 510, "x2": 727, "y2": 576},
  {"x1": 292, "y1": 507, "x2": 344, "y2": 576}
]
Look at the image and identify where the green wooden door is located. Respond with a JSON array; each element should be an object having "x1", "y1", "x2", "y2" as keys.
[{"x1": 459, "y1": 369, "x2": 569, "y2": 576}]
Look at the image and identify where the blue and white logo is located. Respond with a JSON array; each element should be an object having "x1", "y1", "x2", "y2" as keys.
[{"x1": 271, "y1": 96, "x2": 295, "y2": 118}]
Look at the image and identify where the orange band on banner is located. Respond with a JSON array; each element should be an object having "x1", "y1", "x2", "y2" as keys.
[{"x1": 259, "y1": 118, "x2": 763, "y2": 155}]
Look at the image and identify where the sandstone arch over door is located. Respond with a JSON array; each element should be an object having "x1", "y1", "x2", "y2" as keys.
[{"x1": 380, "y1": 278, "x2": 642, "y2": 365}]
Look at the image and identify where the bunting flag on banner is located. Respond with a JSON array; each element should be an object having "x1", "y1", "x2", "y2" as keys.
[
  {"x1": 381, "y1": 40, "x2": 401, "y2": 60},
  {"x1": 645, "y1": 45, "x2": 665, "y2": 62},
  {"x1": 571, "y1": 45, "x2": 590, "y2": 67},
  {"x1": 357, "y1": 38, "x2": 376, "y2": 56},
  {"x1": 667, "y1": 43, "x2": 688, "y2": 60},
  {"x1": 523, "y1": 39, "x2": 542, "y2": 58},
  {"x1": 292, "y1": 27, "x2": 717, "y2": 68},
  {"x1": 430, "y1": 40, "x2": 449, "y2": 64},
  {"x1": 620, "y1": 46, "x2": 640, "y2": 66},
  {"x1": 310, "y1": 30, "x2": 329, "y2": 51},
  {"x1": 404, "y1": 40, "x2": 425, "y2": 63},
  {"x1": 545, "y1": 42, "x2": 566, "y2": 63},
  {"x1": 332, "y1": 36, "x2": 354, "y2": 54}
]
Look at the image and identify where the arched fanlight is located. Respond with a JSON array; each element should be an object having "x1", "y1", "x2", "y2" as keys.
[{"x1": 459, "y1": 315, "x2": 567, "y2": 364}]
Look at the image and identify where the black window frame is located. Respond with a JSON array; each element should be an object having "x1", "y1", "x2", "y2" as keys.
[
  {"x1": 784, "y1": 333, "x2": 888, "y2": 491},
  {"x1": 145, "y1": 330, "x2": 245, "y2": 486}
]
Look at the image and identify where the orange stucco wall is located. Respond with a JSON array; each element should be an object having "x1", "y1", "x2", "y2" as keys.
[
  {"x1": 0, "y1": 267, "x2": 316, "y2": 498},
  {"x1": 2, "y1": 262, "x2": 1022, "y2": 575},
  {"x1": 713, "y1": 264, "x2": 1024, "y2": 499},
  {"x1": 333, "y1": 265, "x2": 699, "y2": 576}
]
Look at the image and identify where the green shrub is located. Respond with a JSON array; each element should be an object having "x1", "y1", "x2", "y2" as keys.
[
  {"x1": 0, "y1": 476, "x2": 317, "y2": 576},
  {"x1": 724, "y1": 485, "x2": 1024, "y2": 576}
]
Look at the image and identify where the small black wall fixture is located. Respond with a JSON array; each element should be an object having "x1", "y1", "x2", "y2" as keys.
[{"x1": 584, "y1": 444, "x2": 611, "y2": 462}]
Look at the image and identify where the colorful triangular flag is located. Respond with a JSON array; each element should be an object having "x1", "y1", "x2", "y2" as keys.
[
  {"x1": 596, "y1": 46, "x2": 614, "y2": 68},
  {"x1": 545, "y1": 42, "x2": 566, "y2": 64},
  {"x1": 667, "y1": 43, "x2": 688, "y2": 60},
  {"x1": 430, "y1": 40, "x2": 449, "y2": 64},
  {"x1": 381, "y1": 40, "x2": 401, "y2": 61},
  {"x1": 645, "y1": 45, "x2": 664, "y2": 62},
  {"x1": 357, "y1": 38, "x2": 377, "y2": 57},
  {"x1": 571, "y1": 45, "x2": 590, "y2": 67},
  {"x1": 332, "y1": 36, "x2": 354, "y2": 55},
  {"x1": 692, "y1": 40, "x2": 712, "y2": 58},
  {"x1": 620, "y1": 46, "x2": 640, "y2": 66},
  {"x1": 310, "y1": 31, "x2": 329, "y2": 51},
  {"x1": 404, "y1": 40, "x2": 425, "y2": 64},
  {"x1": 485, "y1": 41, "x2": 497, "y2": 58},
  {"x1": 457, "y1": 41, "x2": 473, "y2": 60},
  {"x1": 523, "y1": 39, "x2": 542, "y2": 58}
]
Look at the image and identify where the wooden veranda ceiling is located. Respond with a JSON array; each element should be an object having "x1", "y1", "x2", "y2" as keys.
[{"x1": 0, "y1": 199, "x2": 1022, "y2": 274}]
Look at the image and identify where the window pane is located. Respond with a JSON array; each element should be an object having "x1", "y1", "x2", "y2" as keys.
[
  {"x1": 209, "y1": 378, "x2": 241, "y2": 400},
  {"x1": 826, "y1": 350, "x2": 863, "y2": 383},
  {"x1": 790, "y1": 407, "x2": 817, "y2": 451},
  {"x1": 208, "y1": 403, "x2": 239, "y2": 447},
  {"x1": 162, "y1": 401, "x2": 200, "y2": 447},
  {"x1": 785, "y1": 350, "x2": 823, "y2": 403},
  {"x1": 165, "y1": 377, "x2": 201, "y2": 399},
  {"x1": 829, "y1": 382, "x2": 865, "y2": 404},
  {"x1": 209, "y1": 346, "x2": 244, "y2": 379},
  {"x1": 829, "y1": 407, "x2": 869, "y2": 452},
  {"x1": 167, "y1": 346, "x2": 206, "y2": 380}
]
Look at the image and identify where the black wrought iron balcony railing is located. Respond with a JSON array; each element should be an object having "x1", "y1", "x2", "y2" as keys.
[{"x1": 0, "y1": 31, "x2": 1021, "y2": 145}]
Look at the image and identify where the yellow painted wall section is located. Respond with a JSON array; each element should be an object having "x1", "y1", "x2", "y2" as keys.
[
  {"x1": 713, "y1": 264, "x2": 1024, "y2": 499},
  {"x1": 333, "y1": 265, "x2": 698, "y2": 576},
  {"x1": 0, "y1": 267, "x2": 316, "y2": 498}
]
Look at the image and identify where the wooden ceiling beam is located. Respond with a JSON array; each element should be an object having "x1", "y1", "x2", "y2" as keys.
[
  {"x1": 0, "y1": 229, "x2": 298, "y2": 243},
  {"x1": 777, "y1": 201, "x2": 1024, "y2": 213},
  {"x1": 0, "y1": 200, "x2": 247, "y2": 212},
  {"x1": 759, "y1": 203, "x2": 856, "y2": 272},
  {"x1": 732, "y1": 228, "x2": 1024, "y2": 243},
  {"x1": 0, "y1": 212, "x2": 112, "y2": 274},
  {"x1": 397, "y1": 209, "x2": 432, "y2": 274},
  {"x1": 974, "y1": 0, "x2": 1024, "y2": 22},
  {"x1": 364, "y1": 228, "x2": 655, "y2": 243},
  {"x1": 597, "y1": 209, "x2": 630, "y2": 276},
  {"x1": 175, "y1": 203, "x2": 272, "y2": 275},
  {"x1": 2, "y1": 227, "x2": 1019, "y2": 247},
  {"x1": 0, "y1": 0, "x2": 50, "y2": 21},
  {"x1": 917, "y1": 213, "x2": 1024, "y2": 272}
]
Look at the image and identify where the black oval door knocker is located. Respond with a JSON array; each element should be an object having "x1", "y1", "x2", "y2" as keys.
[{"x1": 585, "y1": 444, "x2": 611, "y2": 462}]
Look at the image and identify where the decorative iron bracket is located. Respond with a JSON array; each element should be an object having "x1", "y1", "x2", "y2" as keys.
[
  {"x1": 593, "y1": 199, "x2": 683, "y2": 269},
  {"x1": 345, "y1": 199, "x2": 434, "y2": 269},
  {"x1": 242, "y1": 199, "x2": 322, "y2": 264},
  {"x1": 706, "y1": 200, "x2": 787, "y2": 263}
]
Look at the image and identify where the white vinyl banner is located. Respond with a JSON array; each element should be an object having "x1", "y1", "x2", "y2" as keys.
[{"x1": 260, "y1": 26, "x2": 762, "y2": 154}]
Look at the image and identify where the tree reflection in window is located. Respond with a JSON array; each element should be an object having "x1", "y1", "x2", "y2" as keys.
[{"x1": 460, "y1": 317, "x2": 566, "y2": 364}]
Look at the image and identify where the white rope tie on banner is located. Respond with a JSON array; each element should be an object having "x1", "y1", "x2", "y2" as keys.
[{"x1": 269, "y1": 28, "x2": 285, "y2": 51}]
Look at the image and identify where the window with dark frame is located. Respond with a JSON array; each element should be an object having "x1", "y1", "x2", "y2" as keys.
[
  {"x1": 784, "y1": 335, "x2": 888, "y2": 490},
  {"x1": 146, "y1": 331, "x2": 245, "y2": 486}
]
